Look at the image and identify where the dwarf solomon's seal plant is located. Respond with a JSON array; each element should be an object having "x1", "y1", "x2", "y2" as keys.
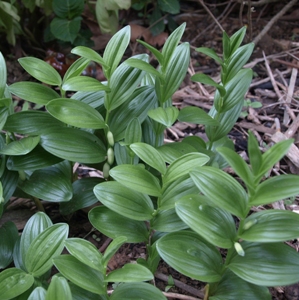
[{"x1": 0, "y1": 23, "x2": 299, "y2": 299}]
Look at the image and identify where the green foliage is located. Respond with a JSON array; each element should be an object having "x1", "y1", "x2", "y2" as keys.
[{"x1": 0, "y1": 23, "x2": 299, "y2": 299}]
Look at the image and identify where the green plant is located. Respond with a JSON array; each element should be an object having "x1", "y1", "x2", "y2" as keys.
[
  {"x1": 0, "y1": 23, "x2": 299, "y2": 299},
  {"x1": 240, "y1": 98, "x2": 262, "y2": 118}
]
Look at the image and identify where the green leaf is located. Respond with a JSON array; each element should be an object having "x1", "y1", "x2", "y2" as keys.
[
  {"x1": 46, "y1": 98, "x2": 106, "y2": 129},
  {"x1": 106, "y1": 55, "x2": 146, "y2": 111},
  {"x1": 159, "y1": 43, "x2": 190, "y2": 103},
  {"x1": 130, "y1": 142, "x2": 166, "y2": 175},
  {"x1": 250, "y1": 175, "x2": 299, "y2": 206},
  {"x1": 162, "y1": 23, "x2": 186, "y2": 71},
  {"x1": 71, "y1": 46, "x2": 107, "y2": 67},
  {"x1": 28, "y1": 287, "x2": 47, "y2": 300},
  {"x1": 0, "y1": 52, "x2": 7, "y2": 98},
  {"x1": 111, "y1": 282, "x2": 167, "y2": 300},
  {"x1": 178, "y1": 106, "x2": 219, "y2": 126},
  {"x1": 103, "y1": 25, "x2": 130, "y2": 79},
  {"x1": 209, "y1": 269, "x2": 271, "y2": 300},
  {"x1": 20, "y1": 165, "x2": 73, "y2": 202},
  {"x1": 124, "y1": 117, "x2": 142, "y2": 144},
  {"x1": 40, "y1": 128, "x2": 106, "y2": 164},
  {"x1": 94, "y1": 181, "x2": 155, "y2": 220},
  {"x1": 148, "y1": 107, "x2": 179, "y2": 127},
  {"x1": 62, "y1": 76, "x2": 109, "y2": 92},
  {"x1": 71, "y1": 90, "x2": 105, "y2": 109},
  {"x1": 229, "y1": 27, "x2": 247, "y2": 55},
  {"x1": 53, "y1": 255, "x2": 105, "y2": 295},
  {"x1": 105, "y1": 263, "x2": 153, "y2": 282},
  {"x1": 109, "y1": 164, "x2": 162, "y2": 197},
  {"x1": 18, "y1": 57, "x2": 62, "y2": 86},
  {"x1": 108, "y1": 86, "x2": 157, "y2": 141},
  {"x1": 7, "y1": 145, "x2": 63, "y2": 171},
  {"x1": 25, "y1": 223, "x2": 69, "y2": 277},
  {"x1": 217, "y1": 146, "x2": 254, "y2": 189},
  {"x1": 156, "y1": 231, "x2": 223, "y2": 282},
  {"x1": 228, "y1": 241, "x2": 299, "y2": 286},
  {"x1": 20, "y1": 212, "x2": 53, "y2": 271},
  {"x1": 149, "y1": 6, "x2": 164, "y2": 36},
  {"x1": 158, "y1": 0, "x2": 180, "y2": 14},
  {"x1": 0, "y1": 268, "x2": 34, "y2": 300},
  {"x1": 4, "y1": 111, "x2": 65, "y2": 135},
  {"x1": 50, "y1": 16, "x2": 81, "y2": 43},
  {"x1": 8, "y1": 82, "x2": 60, "y2": 105},
  {"x1": 257, "y1": 139, "x2": 293, "y2": 182},
  {"x1": 103, "y1": 236, "x2": 127, "y2": 268},
  {"x1": 163, "y1": 152, "x2": 210, "y2": 186},
  {"x1": 190, "y1": 167, "x2": 248, "y2": 218},
  {"x1": 65, "y1": 238, "x2": 103, "y2": 272},
  {"x1": 195, "y1": 47, "x2": 222, "y2": 64},
  {"x1": 125, "y1": 58, "x2": 162, "y2": 79},
  {"x1": 160, "y1": 176, "x2": 200, "y2": 210},
  {"x1": 46, "y1": 275, "x2": 72, "y2": 300},
  {"x1": 60, "y1": 177, "x2": 102, "y2": 215},
  {"x1": 222, "y1": 31, "x2": 231, "y2": 60},
  {"x1": 136, "y1": 39, "x2": 164, "y2": 65},
  {"x1": 63, "y1": 56, "x2": 91, "y2": 82},
  {"x1": 176, "y1": 197, "x2": 236, "y2": 248},
  {"x1": 89, "y1": 206, "x2": 148, "y2": 243},
  {"x1": 0, "y1": 221, "x2": 19, "y2": 268},
  {"x1": 0, "y1": 136, "x2": 40, "y2": 155},
  {"x1": 52, "y1": 0, "x2": 84, "y2": 18},
  {"x1": 240, "y1": 209, "x2": 299, "y2": 242},
  {"x1": 1, "y1": 168, "x2": 19, "y2": 203},
  {"x1": 151, "y1": 208, "x2": 188, "y2": 232},
  {"x1": 191, "y1": 73, "x2": 226, "y2": 97}
]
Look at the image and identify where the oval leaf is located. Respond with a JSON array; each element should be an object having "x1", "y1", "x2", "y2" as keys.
[
  {"x1": 62, "y1": 76, "x2": 109, "y2": 92},
  {"x1": 0, "y1": 136, "x2": 40, "y2": 155},
  {"x1": 148, "y1": 107, "x2": 179, "y2": 127},
  {"x1": 178, "y1": 106, "x2": 219, "y2": 126},
  {"x1": 46, "y1": 275, "x2": 72, "y2": 300}
]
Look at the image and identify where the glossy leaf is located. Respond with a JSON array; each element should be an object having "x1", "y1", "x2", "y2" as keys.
[
  {"x1": 209, "y1": 269, "x2": 271, "y2": 300},
  {"x1": 106, "y1": 55, "x2": 146, "y2": 111},
  {"x1": 28, "y1": 287, "x2": 47, "y2": 300},
  {"x1": 0, "y1": 52, "x2": 6, "y2": 98},
  {"x1": 192, "y1": 73, "x2": 226, "y2": 97},
  {"x1": 250, "y1": 175, "x2": 299, "y2": 206},
  {"x1": 247, "y1": 131, "x2": 262, "y2": 176},
  {"x1": 71, "y1": 46, "x2": 107, "y2": 67},
  {"x1": 62, "y1": 76, "x2": 109, "y2": 92},
  {"x1": 105, "y1": 263, "x2": 153, "y2": 282},
  {"x1": 157, "y1": 231, "x2": 223, "y2": 282},
  {"x1": 94, "y1": 181, "x2": 154, "y2": 220},
  {"x1": 151, "y1": 208, "x2": 188, "y2": 232},
  {"x1": 229, "y1": 27, "x2": 247, "y2": 55},
  {"x1": 176, "y1": 198, "x2": 236, "y2": 248},
  {"x1": 103, "y1": 25, "x2": 130, "y2": 78},
  {"x1": 0, "y1": 221, "x2": 19, "y2": 268},
  {"x1": 25, "y1": 223, "x2": 69, "y2": 277},
  {"x1": 0, "y1": 268, "x2": 34, "y2": 300},
  {"x1": 160, "y1": 176, "x2": 200, "y2": 210},
  {"x1": 8, "y1": 82, "x2": 60, "y2": 105},
  {"x1": 125, "y1": 58, "x2": 162, "y2": 79},
  {"x1": 228, "y1": 241, "x2": 299, "y2": 286},
  {"x1": 20, "y1": 166, "x2": 73, "y2": 202},
  {"x1": 63, "y1": 56, "x2": 91, "y2": 82},
  {"x1": 71, "y1": 90, "x2": 105, "y2": 109},
  {"x1": 196, "y1": 47, "x2": 222, "y2": 64},
  {"x1": 4, "y1": 111, "x2": 65, "y2": 135},
  {"x1": 103, "y1": 236, "x2": 127, "y2": 268},
  {"x1": 111, "y1": 282, "x2": 167, "y2": 300},
  {"x1": 178, "y1": 106, "x2": 219, "y2": 126},
  {"x1": 46, "y1": 98, "x2": 106, "y2": 129},
  {"x1": 124, "y1": 117, "x2": 142, "y2": 144},
  {"x1": 217, "y1": 146, "x2": 253, "y2": 189},
  {"x1": 190, "y1": 167, "x2": 248, "y2": 218},
  {"x1": 40, "y1": 128, "x2": 106, "y2": 164},
  {"x1": 163, "y1": 152, "x2": 210, "y2": 186},
  {"x1": 240, "y1": 210, "x2": 299, "y2": 242},
  {"x1": 18, "y1": 57, "x2": 62, "y2": 86},
  {"x1": 130, "y1": 142, "x2": 166, "y2": 175},
  {"x1": 89, "y1": 206, "x2": 148, "y2": 243},
  {"x1": 60, "y1": 177, "x2": 103, "y2": 215},
  {"x1": 65, "y1": 238, "x2": 103, "y2": 272},
  {"x1": 68, "y1": 282, "x2": 102, "y2": 300},
  {"x1": 20, "y1": 212, "x2": 53, "y2": 271},
  {"x1": 109, "y1": 164, "x2": 162, "y2": 197},
  {"x1": 148, "y1": 106, "x2": 179, "y2": 127},
  {"x1": 0, "y1": 136, "x2": 40, "y2": 155},
  {"x1": 1, "y1": 168, "x2": 19, "y2": 203},
  {"x1": 53, "y1": 255, "x2": 105, "y2": 295},
  {"x1": 46, "y1": 275, "x2": 72, "y2": 300},
  {"x1": 7, "y1": 145, "x2": 63, "y2": 171}
]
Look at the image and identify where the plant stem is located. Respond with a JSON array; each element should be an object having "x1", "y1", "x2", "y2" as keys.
[{"x1": 32, "y1": 196, "x2": 45, "y2": 212}]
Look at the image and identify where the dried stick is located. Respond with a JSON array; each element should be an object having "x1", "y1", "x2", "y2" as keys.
[
  {"x1": 197, "y1": 0, "x2": 224, "y2": 32},
  {"x1": 253, "y1": 0, "x2": 297, "y2": 45},
  {"x1": 162, "y1": 292, "x2": 202, "y2": 300},
  {"x1": 236, "y1": 0, "x2": 281, "y2": 6}
]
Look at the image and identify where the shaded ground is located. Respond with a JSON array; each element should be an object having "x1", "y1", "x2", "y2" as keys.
[{"x1": 2, "y1": 1, "x2": 299, "y2": 299}]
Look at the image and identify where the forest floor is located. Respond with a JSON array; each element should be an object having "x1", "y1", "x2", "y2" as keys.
[{"x1": 1, "y1": 0, "x2": 299, "y2": 299}]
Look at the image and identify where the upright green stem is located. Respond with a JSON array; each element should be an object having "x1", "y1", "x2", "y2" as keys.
[{"x1": 32, "y1": 196, "x2": 45, "y2": 212}]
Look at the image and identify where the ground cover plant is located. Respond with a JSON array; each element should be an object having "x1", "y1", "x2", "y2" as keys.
[{"x1": 0, "y1": 22, "x2": 299, "y2": 299}]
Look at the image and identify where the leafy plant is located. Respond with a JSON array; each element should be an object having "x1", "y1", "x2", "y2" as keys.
[
  {"x1": 0, "y1": 22, "x2": 299, "y2": 299},
  {"x1": 240, "y1": 98, "x2": 263, "y2": 118}
]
